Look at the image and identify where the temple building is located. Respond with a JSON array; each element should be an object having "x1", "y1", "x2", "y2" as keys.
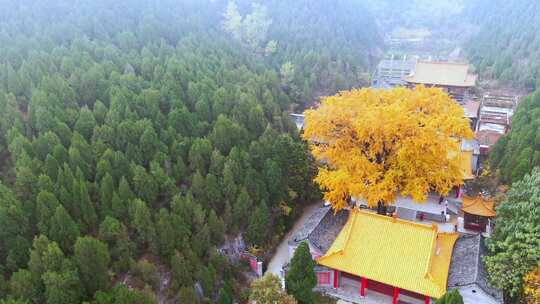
[
  {"x1": 317, "y1": 210, "x2": 457, "y2": 304},
  {"x1": 403, "y1": 60, "x2": 477, "y2": 104},
  {"x1": 286, "y1": 206, "x2": 502, "y2": 304},
  {"x1": 461, "y1": 196, "x2": 496, "y2": 233},
  {"x1": 463, "y1": 98, "x2": 481, "y2": 131},
  {"x1": 371, "y1": 55, "x2": 417, "y2": 88},
  {"x1": 475, "y1": 94, "x2": 516, "y2": 157}
]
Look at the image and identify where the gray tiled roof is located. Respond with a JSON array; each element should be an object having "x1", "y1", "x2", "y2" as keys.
[
  {"x1": 309, "y1": 209, "x2": 349, "y2": 253},
  {"x1": 448, "y1": 234, "x2": 503, "y2": 302},
  {"x1": 289, "y1": 207, "x2": 349, "y2": 254},
  {"x1": 396, "y1": 207, "x2": 417, "y2": 221},
  {"x1": 289, "y1": 207, "x2": 331, "y2": 245}
]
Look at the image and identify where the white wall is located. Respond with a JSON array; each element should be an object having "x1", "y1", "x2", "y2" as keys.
[
  {"x1": 458, "y1": 285, "x2": 501, "y2": 304},
  {"x1": 288, "y1": 242, "x2": 323, "y2": 261}
]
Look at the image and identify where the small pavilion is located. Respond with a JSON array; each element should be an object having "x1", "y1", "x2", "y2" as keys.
[{"x1": 461, "y1": 196, "x2": 496, "y2": 232}]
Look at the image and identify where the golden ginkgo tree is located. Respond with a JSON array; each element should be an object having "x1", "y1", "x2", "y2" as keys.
[
  {"x1": 303, "y1": 86, "x2": 473, "y2": 212},
  {"x1": 524, "y1": 267, "x2": 540, "y2": 304}
]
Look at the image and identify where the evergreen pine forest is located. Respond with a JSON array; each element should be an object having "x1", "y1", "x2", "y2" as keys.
[{"x1": 0, "y1": 0, "x2": 540, "y2": 303}]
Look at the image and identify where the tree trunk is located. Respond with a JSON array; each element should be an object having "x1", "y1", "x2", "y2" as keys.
[{"x1": 377, "y1": 201, "x2": 387, "y2": 215}]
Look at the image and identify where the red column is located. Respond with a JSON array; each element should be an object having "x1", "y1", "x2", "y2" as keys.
[
  {"x1": 360, "y1": 277, "x2": 367, "y2": 296},
  {"x1": 333, "y1": 270, "x2": 339, "y2": 289},
  {"x1": 424, "y1": 295, "x2": 430, "y2": 304},
  {"x1": 455, "y1": 185, "x2": 461, "y2": 198},
  {"x1": 392, "y1": 287, "x2": 400, "y2": 304}
]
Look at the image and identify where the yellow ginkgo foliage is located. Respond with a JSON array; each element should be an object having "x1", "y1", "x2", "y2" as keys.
[
  {"x1": 303, "y1": 86, "x2": 473, "y2": 211},
  {"x1": 524, "y1": 267, "x2": 540, "y2": 304}
]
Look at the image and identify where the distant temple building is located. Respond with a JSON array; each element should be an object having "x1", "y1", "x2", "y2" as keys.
[
  {"x1": 403, "y1": 60, "x2": 477, "y2": 104},
  {"x1": 475, "y1": 94, "x2": 516, "y2": 156},
  {"x1": 463, "y1": 98, "x2": 481, "y2": 131},
  {"x1": 372, "y1": 56, "x2": 417, "y2": 88}
]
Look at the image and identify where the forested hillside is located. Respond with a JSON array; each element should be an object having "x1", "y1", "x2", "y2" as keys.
[
  {"x1": 465, "y1": 0, "x2": 540, "y2": 90},
  {"x1": 0, "y1": 0, "x2": 379, "y2": 303},
  {"x1": 473, "y1": 1, "x2": 540, "y2": 182},
  {"x1": 224, "y1": 0, "x2": 380, "y2": 107},
  {"x1": 367, "y1": 0, "x2": 467, "y2": 32},
  {"x1": 490, "y1": 88, "x2": 540, "y2": 183}
]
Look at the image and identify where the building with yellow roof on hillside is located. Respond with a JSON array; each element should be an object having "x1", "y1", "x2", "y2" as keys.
[
  {"x1": 316, "y1": 209, "x2": 458, "y2": 304},
  {"x1": 403, "y1": 60, "x2": 477, "y2": 104},
  {"x1": 285, "y1": 205, "x2": 504, "y2": 304}
]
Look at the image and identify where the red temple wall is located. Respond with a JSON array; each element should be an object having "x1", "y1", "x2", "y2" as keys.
[{"x1": 367, "y1": 279, "x2": 394, "y2": 297}]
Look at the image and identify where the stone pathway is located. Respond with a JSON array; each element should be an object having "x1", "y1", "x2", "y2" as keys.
[{"x1": 266, "y1": 201, "x2": 322, "y2": 276}]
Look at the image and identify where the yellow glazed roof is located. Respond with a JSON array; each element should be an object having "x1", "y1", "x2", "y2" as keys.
[
  {"x1": 462, "y1": 195, "x2": 496, "y2": 217},
  {"x1": 317, "y1": 210, "x2": 459, "y2": 298},
  {"x1": 404, "y1": 60, "x2": 477, "y2": 87}
]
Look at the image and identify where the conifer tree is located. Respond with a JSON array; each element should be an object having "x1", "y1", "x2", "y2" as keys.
[
  {"x1": 44, "y1": 155, "x2": 59, "y2": 181},
  {"x1": 48, "y1": 206, "x2": 80, "y2": 253},
  {"x1": 285, "y1": 241, "x2": 316, "y2": 304},
  {"x1": 0, "y1": 268, "x2": 6, "y2": 299},
  {"x1": 9, "y1": 269, "x2": 37, "y2": 302},
  {"x1": 77, "y1": 176, "x2": 97, "y2": 233},
  {"x1": 191, "y1": 170, "x2": 206, "y2": 201},
  {"x1": 233, "y1": 187, "x2": 251, "y2": 229},
  {"x1": 37, "y1": 174, "x2": 54, "y2": 193},
  {"x1": 111, "y1": 192, "x2": 127, "y2": 221},
  {"x1": 177, "y1": 286, "x2": 200, "y2": 304},
  {"x1": 218, "y1": 284, "x2": 233, "y2": 304},
  {"x1": 208, "y1": 210, "x2": 225, "y2": 244},
  {"x1": 435, "y1": 289, "x2": 464, "y2": 304},
  {"x1": 98, "y1": 217, "x2": 132, "y2": 273},
  {"x1": 245, "y1": 201, "x2": 270, "y2": 246},
  {"x1": 156, "y1": 209, "x2": 175, "y2": 259},
  {"x1": 223, "y1": 201, "x2": 233, "y2": 232},
  {"x1": 74, "y1": 107, "x2": 96, "y2": 141},
  {"x1": 192, "y1": 224, "x2": 211, "y2": 257},
  {"x1": 171, "y1": 251, "x2": 193, "y2": 291},
  {"x1": 99, "y1": 173, "x2": 114, "y2": 217},
  {"x1": 131, "y1": 164, "x2": 158, "y2": 204},
  {"x1": 205, "y1": 173, "x2": 222, "y2": 210},
  {"x1": 42, "y1": 267, "x2": 83, "y2": 304},
  {"x1": 73, "y1": 236, "x2": 110, "y2": 298},
  {"x1": 35, "y1": 190, "x2": 60, "y2": 235},
  {"x1": 118, "y1": 176, "x2": 134, "y2": 216},
  {"x1": 199, "y1": 265, "x2": 217, "y2": 298},
  {"x1": 131, "y1": 199, "x2": 157, "y2": 252},
  {"x1": 222, "y1": 165, "x2": 238, "y2": 204}
]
